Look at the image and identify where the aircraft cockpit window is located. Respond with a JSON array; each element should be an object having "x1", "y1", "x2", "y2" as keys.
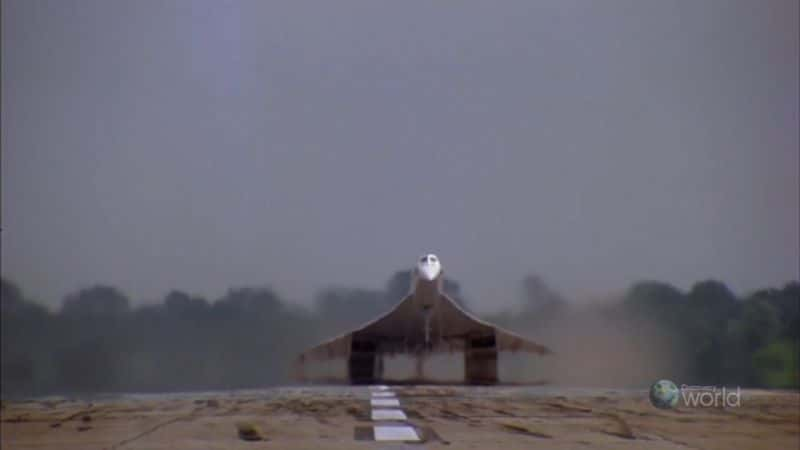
[
  {"x1": 420, "y1": 256, "x2": 429, "y2": 263},
  {"x1": 429, "y1": 255, "x2": 437, "y2": 262}
]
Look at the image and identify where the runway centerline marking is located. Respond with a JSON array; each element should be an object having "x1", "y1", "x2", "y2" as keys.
[
  {"x1": 373, "y1": 425, "x2": 420, "y2": 442},
  {"x1": 372, "y1": 391, "x2": 396, "y2": 397},
  {"x1": 371, "y1": 398, "x2": 401, "y2": 408},
  {"x1": 371, "y1": 409, "x2": 408, "y2": 421},
  {"x1": 362, "y1": 386, "x2": 423, "y2": 443}
]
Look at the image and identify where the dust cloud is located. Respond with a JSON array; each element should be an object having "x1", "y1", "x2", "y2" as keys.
[{"x1": 527, "y1": 304, "x2": 688, "y2": 387}]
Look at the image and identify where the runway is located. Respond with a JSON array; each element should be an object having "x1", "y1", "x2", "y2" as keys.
[{"x1": 1, "y1": 386, "x2": 798, "y2": 449}]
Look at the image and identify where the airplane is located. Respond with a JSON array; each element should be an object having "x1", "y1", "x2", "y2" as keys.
[{"x1": 295, "y1": 253, "x2": 552, "y2": 385}]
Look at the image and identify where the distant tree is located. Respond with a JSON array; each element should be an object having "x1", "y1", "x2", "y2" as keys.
[
  {"x1": 2, "y1": 278, "x2": 25, "y2": 313},
  {"x1": 314, "y1": 287, "x2": 387, "y2": 334},
  {"x1": 212, "y1": 287, "x2": 282, "y2": 319},
  {"x1": 1, "y1": 353, "x2": 35, "y2": 391},
  {"x1": 748, "y1": 282, "x2": 800, "y2": 340},
  {"x1": 686, "y1": 280, "x2": 738, "y2": 330},
  {"x1": 521, "y1": 274, "x2": 565, "y2": 307},
  {"x1": 682, "y1": 280, "x2": 741, "y2": 385},
  {"x1": 1, "y1": 273, "x2": 795, "y2": 396},
  {"x1": 752, "y1": 339, "x2": 800, "y2": 389},
  {"x1": 165, "y1": 290, "x2": 210, "y2": 318},
  {"x1": 722, "y1": 298, "x2": 781, "y2": 385},
  {"x1": 60, "y1": 285, "x2": 130, "y2": 318},
  {"x1": 384, "y1": 270, "x2": 413, "y2": 300},
  {"x1": 622, "y1": 281, "x2": 685, "y2": 312},
  {"x1": 779, "y1": 282, "x2": 800, "y2": 340},
  {"x1": 442, "y1": 278, "x2": 461, "y2": 298},
  {"x1": 735, "y1": 299, "x2": 780, "y2": 351},
  {"x1": 1, "y1": 278, "x2": 49, "y2": 318},
  {"x1": 620, "y1": 280, "x2": 687, "y2": 335},
  {"x1": 0, "y1": 277, "x2": 23, "y2": 304},
  {"x1": 55, "y1": 337, "x2": 123, "y2": 391},
  {"x1": 521, "y1": 274, "x2": 566, "y2": 314},
  {"x1": 1, "y1": 278, "x2": 52, "y2": 396},
  {"x1": 442, "y1": 278, "x2": 472, "y2": 311}
]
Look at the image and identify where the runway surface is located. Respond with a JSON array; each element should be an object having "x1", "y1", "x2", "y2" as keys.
[{"x1": 1, "y1": 386, "x2": 798, "y2": 449}]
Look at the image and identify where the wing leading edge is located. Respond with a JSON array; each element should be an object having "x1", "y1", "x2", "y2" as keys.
[{"x1": 294, "y1": 293, "x2": 551, "y2": 384}]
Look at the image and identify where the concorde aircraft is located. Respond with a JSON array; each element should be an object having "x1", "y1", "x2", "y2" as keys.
[{"x1": 295, "y1": 253, "x2": 551, "y2": 385}]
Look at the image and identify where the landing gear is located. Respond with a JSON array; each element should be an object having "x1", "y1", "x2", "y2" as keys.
[
  {"x1": 349, "y1": 340, "x2": 377, "y2": 384},
  {"x1": 465, "y1": 333, "x2": 498, "y2": 384}
]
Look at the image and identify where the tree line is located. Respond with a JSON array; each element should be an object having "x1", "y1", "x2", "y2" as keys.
[{"x1": 1, "y1": 272, "x2": 797, "y2": 397}]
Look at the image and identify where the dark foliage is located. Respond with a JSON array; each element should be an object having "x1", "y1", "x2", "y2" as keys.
[{"x1": 1, "y1": 275, "x2": 797, "y2": 397}]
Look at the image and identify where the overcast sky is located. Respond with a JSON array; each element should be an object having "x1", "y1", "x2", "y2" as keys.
[{"x1": 2, "y1": 0, "x2": 798, "y2": 310}]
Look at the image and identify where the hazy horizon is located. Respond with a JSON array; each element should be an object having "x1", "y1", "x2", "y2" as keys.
[{"x1": 3, "y1": 0, "x2": 798, "y2": 311}]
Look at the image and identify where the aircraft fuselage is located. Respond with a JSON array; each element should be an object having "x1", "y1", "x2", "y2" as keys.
[{"x1": 411, "y1": 253, "x2": 443, "y2": 310}]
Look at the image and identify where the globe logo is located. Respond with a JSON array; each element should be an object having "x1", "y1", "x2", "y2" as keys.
[{"x1": 649, "y1": 379, "x2": 680, "y2": 409}]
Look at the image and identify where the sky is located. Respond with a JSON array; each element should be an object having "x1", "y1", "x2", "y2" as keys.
[{"x1": 2, "y1": 0, "x2": 798, "y2": 311}]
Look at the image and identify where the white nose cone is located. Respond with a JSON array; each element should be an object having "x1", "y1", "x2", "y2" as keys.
[
  {"x1": 420, "y1": 265, "x2": 440, "y2": 281},
  {"x1": 417, "y1": 253, "x2": 442, "y2": 281}
]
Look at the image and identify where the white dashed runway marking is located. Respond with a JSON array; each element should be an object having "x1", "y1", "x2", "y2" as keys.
[
  {"x1": 371, "y1": 398, "x2": 401, "y2": 407},
  {"x1": 373, "y1": 425, "x2": 420, "y2": 442},
  {"x1": 365, "y1": 385, "x2": 421, "y2": 442},
  {"x1": 371, "y1": 408, "x2": 408, "y2": 421},
  {"x1": 372, "y1": 391, "x2": 396, "y2": 397}
]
